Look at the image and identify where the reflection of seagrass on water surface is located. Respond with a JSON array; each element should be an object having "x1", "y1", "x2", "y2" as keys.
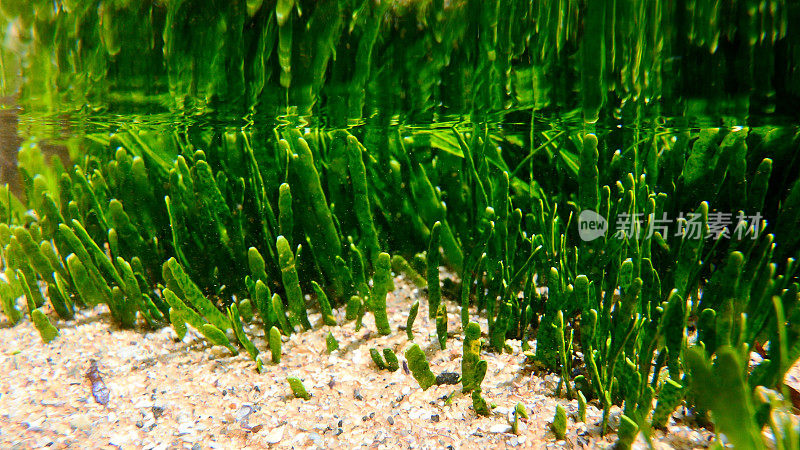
[
  {"x1": 0, "y1": 98, "x2": 21, "y2": 193},
  {"x1": 0, "y1": 99, "x2": 72, "y2": 198},
  {"x1": 1, "y1": 0, "x2": 798, "y2": 123}
]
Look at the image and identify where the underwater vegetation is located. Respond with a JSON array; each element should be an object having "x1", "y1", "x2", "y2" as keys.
[
  {"x1": 1, "y1": 0, "x2": 800, "y2": 447},
  {"x1": 2, "y1": 122, "x2": 800, "y2": 446}
]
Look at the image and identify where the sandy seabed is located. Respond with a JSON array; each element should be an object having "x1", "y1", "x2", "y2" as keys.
[{"x1": 2, "y1": 274, "x2": 779, "y2": 449}]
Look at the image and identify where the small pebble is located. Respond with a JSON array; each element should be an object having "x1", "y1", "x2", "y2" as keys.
[
  {"x1": 234, "y1": 405, "x2": 253, "y2": 423},
  {"x1": 309, "y1": 432, "x2": 323, "y2": 446},
  {"x1": 69, "y1": 414, "x2": 92, "y2": 433},
  {"x1": 151, "y1": 406, "x2": 165, "y2": 419},
  {"x1": 431, "y1": 414, "x2": 440, "y2": 423},
  {"x1": 489, "y1": 424, "x2": 512, "y2": 434},
  {"x1": 265, "y1": 425, "x2": 285, "y2": 444},
  {"x1": 387, "y1": 416, "x2": 394, "y2": 425},
  {"x1": 435, "y1": 371, "x2": 460, "y2": 385}
]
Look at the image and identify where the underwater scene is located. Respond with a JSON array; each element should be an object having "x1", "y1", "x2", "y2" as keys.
[{"x1": 1, "y1": 0, "x2": 800, "y2": 448}]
